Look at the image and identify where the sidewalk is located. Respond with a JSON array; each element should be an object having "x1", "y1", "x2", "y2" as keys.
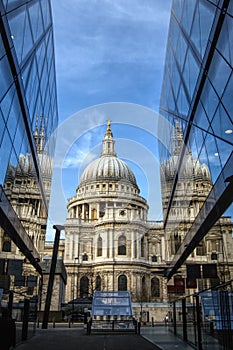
[
  {"x1": 15, "y1": 325, "x2": 161, "y2": 350},
  {"x1": 141, "y1": 326, "x2": 195, "y2": 350},
  {"x1": 14, "y1": 323, "x2": 196, "y2": 350}
]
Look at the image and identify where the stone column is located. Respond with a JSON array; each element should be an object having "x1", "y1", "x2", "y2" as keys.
[
  {"x1": 131, "y1": 231, "x2": 135, "y2": 259},
  {"x1": 89, "y1": 203, "x2": 92, "y2": 221}
]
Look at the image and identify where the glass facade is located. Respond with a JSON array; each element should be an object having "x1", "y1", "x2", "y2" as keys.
[
  {"x1": 159, "y1": 0, "x2": 233, "y2": 278},
  {"x1": 0, "y1": 0, "x2": 58, "y2": 338}
]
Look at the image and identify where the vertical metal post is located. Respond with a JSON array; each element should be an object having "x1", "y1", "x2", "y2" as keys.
[
  {"x1": 8, "y1": 290, "x2": 13, "y2": 317},
  {"x1": 173, "y1": 301, "x2": 177, "y2": 335},
  {"x1": 22, "y1": 299, "x2": 30, "y2": 341},
  {"x1": 42, "y1": 225, "x2": 64, "y2": 329},
  {"x1": 195, "y1": 294, "x2": 202, "y2": 350},
  {"x1": 182, "y1": 298, "x2": 187, "y2": 342}
]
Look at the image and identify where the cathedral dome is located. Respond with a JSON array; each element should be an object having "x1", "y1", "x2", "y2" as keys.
[
  {"x1": 78, "y1": 120, "x2": 138, "y2": 188},
  {"x1": 79, "y1": 156, "x2": 137, "y2": 185}
]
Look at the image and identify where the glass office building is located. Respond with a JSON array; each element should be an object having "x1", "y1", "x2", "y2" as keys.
[
  {"x1": 159, "y1": 0, "x2": 233, "y2": 278},
  {"x1": 0, "y1": 0, "x2": 58, "y2": 321},
  {"x1": 159, "y1": 1, "x2": 233, "y2": 347}
]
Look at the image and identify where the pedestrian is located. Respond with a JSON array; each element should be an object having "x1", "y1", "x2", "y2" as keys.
[{"x1": 0, "y1": 308, "x2": 16, "y2": 349}]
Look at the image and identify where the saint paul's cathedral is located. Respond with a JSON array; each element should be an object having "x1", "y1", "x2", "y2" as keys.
[{"x1": 1, "y1": 120, "x2": 233, "y2": 321}]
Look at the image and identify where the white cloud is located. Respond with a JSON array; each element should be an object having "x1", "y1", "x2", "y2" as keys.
[{"x1": 52, "y1": 0, "x2": 171, "y2": 79}]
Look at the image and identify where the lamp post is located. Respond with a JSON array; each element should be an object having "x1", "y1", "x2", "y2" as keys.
[
  {"x1": 72, "y1": 257, "x2": 79, "y2": 319},
  {"x1": 42, "y1": 225, "x2": 64, "y2": 329}
]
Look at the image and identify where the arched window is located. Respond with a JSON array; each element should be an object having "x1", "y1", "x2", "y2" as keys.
[
  {"x1": 95, "y1": 276, "x2": 101, "y2": 291},
  {"x1": 80, "y1": 276, "x2": 89, "y2": 297},
  {"x1": 141, "y1": 276, "x2": 147, "y2": 301},
  {"x1": 2, "y1": 240, "x2": 11, "y2": 252},
  {"x1": 173, "y1": 233, "x2": 181, "y2": 254},
  {"x1": 97, "y1": 236, "x2": 102, "y2": 256},
  {"x1": 82, "y1": 253, "x2": 88, "y2": 261},
  {"x1": 118, "y1": 274, "x2": 127, "y2": 291},
  {"x1": 196, "y1": 242, "x2": 206, "y2": 256},
  {"x1": 118, "y1": 235, "x2": 126, "y2": 255},
  {"x1": 151, "y1": 277, "x2": 160, "y2": 297}
]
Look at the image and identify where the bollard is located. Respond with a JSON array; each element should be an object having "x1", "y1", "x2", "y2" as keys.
[{"x1": 138, "y1": 321, "x2": 141, "y2": 335}]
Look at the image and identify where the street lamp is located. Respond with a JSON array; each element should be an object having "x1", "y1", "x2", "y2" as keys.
[
  {"x1": 42, "y1": 225, "x2": 64, "y2": 329},
  {"x1": 72, "y1": 257, "x2": 79, "y2": 319}
]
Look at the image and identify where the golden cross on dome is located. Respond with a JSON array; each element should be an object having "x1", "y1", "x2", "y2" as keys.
[{"x1": 107, "y1": 118, "x2": 111, "y2": 129}]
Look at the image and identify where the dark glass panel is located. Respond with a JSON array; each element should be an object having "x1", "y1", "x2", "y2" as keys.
[
  {"x1": 0, "y1": 55, "x2": 14, "y2": 102},
  {"x1": 186, "y1": 264, "x2": 201, "y2": 278},
  {"x1": 0, "y1": 84, "x2": 16, "y2": 123},
  {"x1": 191, "y1": 126, "x2": 205, "y2": 167},
  {"x1": 190, "y1": 6, "x2": 201, "y2": 57},
  {"x1": 27, "y1": 275, "x2": 37, "y2": 287},
  {"x1": 171, "y1": 65, "x2": 180, "y2": 100},
  {"x1": 26, "y1": 59, "x2": 39, "y2": 110},
  {"x1": 28, "y1": 1, "x2": 44, "y2": 43},
  {"x1": 227, "y1": 0, "x2": 233, "y2": 16},
  {"x1": 217, "y1": 15, "x2": 233, "y2": 67},
  {"x1": 40, "y1": 0, "x2": 52, "y2": 30},
  {"x1": 13, "y1": 119, "x2": 25, "y2": 157},
  {"x1": 7, "y1": 7, "x2": 26, "y2": 63},
  {"x1": 6, "y1": 92, "x2": 20, "y2": 142},
  {"x1": 221, "y1": 71, "x2": 233, "y2": 122},
  {"x1": 169, "y1": 15, "x2": 180, "y2": 54},
  {"x1": 0, "y1": 37, "x2": 5, "y2": 60},
  {"x1": 200, "y1": 79, "x2": 219, "y2": 122},
  {"x1": 21, "y1": 57, "x2": 33, "y2": 92},
  {"x1": 21, "y1": 10, "x2": 34, "y2": 62},
  {"x1": 176, "y1": 31, "x2": 187, "y2": 72},
  {"x1": 211, "y1": 103, "x2": 233, "y2": 143},
  {"x1": 0, "y1": 128, "x2": 12, "y2": 185},
  {"x1": 177, "y1": 84, "x2": 189, "y2": 116},
  {"x1": 199, "y1": 1, "x2": 216, "y2": 58},
  {"x1": 208, "y1": 51, "x2": 231, "y2": 99},
  {"x1": 167, "y1": 87, "x2": 176, "y2": 113},
  {"x1": 194, "y1": 101, "x2": 211, "y2": 132},
  {"x1": 4, "y1": 148, "x2": 18, "y2": 198},
  {"x1": 7, "y1": 259, "x2": 23, "y2": 276},
  {"x1": 202, "y1": 264, "x2": 217, "y2": 278},
  {"x1": 5, "y1": 0, "x2": 26, "y2": 12},
  {"x1": 173, "y1": 0, "x2": 184, "y2": 22},
  {"x1": 36, "y1": 41, "x2": 46, "y2": 82},
  {"x1": 181, "y1": 0, "x2": 196, "y2": 35},
  {"x1": 214, "y1": 137, "x2": 232, "y2": 175},
  {"x1": 183, "y1": 48, "x2": 199, "y2": 99},
  {"x1": 203, "y1": 132, "x2": 221, "y2": 184},
  {"x1": 0, "y1": 110, "x2": 5, "y2": 143}
]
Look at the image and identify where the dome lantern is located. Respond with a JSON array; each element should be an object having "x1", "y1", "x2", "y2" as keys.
[
  {"x1": 101, "y1": 119, "x2": 116, "y2": 157},
  {"x1": 78, "y1": 120, "x2": 139, "y2": 190}
]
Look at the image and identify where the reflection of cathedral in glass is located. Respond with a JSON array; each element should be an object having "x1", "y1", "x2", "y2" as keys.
[
  {"x1": 62, "y1": 121, "x2": 233, "y2": 319},
  {"x1": 0, "y1": 0, "x2": 58, "y2": 308}
]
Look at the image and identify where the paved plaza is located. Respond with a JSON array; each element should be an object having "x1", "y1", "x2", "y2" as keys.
[{"x1": 15, "y1": 325, "x2": 195, "y2": 350}]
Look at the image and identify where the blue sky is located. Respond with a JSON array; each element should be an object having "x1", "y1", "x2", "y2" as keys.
[{"x1": 47, "y1": 1, "x2": 172, "y2": 239}]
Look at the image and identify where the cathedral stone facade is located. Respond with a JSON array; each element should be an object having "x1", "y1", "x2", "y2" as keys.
[{"x1": 62, "y1": 121, "x2": 233, "y2": 321}]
